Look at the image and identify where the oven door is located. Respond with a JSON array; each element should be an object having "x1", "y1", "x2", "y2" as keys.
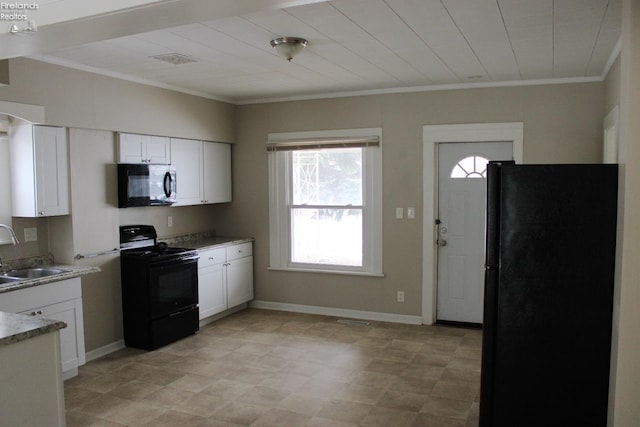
[{"x1": 148, "y1": 255, "x2": 198, "y2": 319}]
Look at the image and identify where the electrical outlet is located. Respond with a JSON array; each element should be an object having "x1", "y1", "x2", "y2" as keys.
[
  {"x1": 167, "y1": 216, "x2": 173, "y2": 227},
  {"x1": 395, "y1": 207, "x2": 404, "y2": 219},
  {"x1": 407, "y1": 207, "x2": 415, "y2": 219},
  {"x1": 24, "y1": 227, "x2": 37, "y2": 242},
  {"x1": 397, "y1": 291, "x2": 405, "y2": 303}
]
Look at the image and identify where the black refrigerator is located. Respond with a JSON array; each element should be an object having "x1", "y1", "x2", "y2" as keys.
[{"x1": 479, "y1": 162, "x2": 618, "y2": 427}]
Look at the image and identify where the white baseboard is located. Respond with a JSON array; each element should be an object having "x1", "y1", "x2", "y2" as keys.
[
  {"x1": 249, "y1": 300, "x2": 423, "y2": 325},
  {"x1": 85, "y1": 339, "x2": 125, "y2": 362},
  {"x1": 82, "y1": 303, "x2": 421, "y2": 363}
]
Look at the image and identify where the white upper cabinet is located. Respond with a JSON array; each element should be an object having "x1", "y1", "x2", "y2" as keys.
[
  {"x1": 171, "y1": 138, "x2": 232, "y2": 206},
  {"x1": 117, "y1": 132, "x2": 171, "y2": 164},
  {"x1": 203, "y1": 141, "x2": 232, "y2": 204},
  {"x1": 171, "y1": 137, "x2": 204, "y2": 206},
  {"x1": 10, "y1": 124, "x2": 70, "y2": 217}
]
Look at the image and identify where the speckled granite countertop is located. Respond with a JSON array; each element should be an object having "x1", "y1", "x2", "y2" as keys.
[
  {"x1": 159, "y1": 231, "x2": 254, "y2": 251},
  {"x1": 183, "y1": 237, "x2": 254, "y2": 251},
  {"x1": 0, "y1": 311, "x2": 66, "y2": 347},
  {"x1": 0, "y1": 264, "x2": 100, "y2": 294}
]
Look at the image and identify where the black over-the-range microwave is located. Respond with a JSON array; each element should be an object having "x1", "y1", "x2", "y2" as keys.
[{"x1": 117, "y1": 164, "x2": 176, "y2": 208}]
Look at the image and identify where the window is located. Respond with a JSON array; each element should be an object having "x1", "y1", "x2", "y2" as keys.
[
  {"x1": 450, "y1": 155, "x2": 490, "y2": 179},
  {"x1": 268, "y1": 128, "x2": 383, "y2": 276}
]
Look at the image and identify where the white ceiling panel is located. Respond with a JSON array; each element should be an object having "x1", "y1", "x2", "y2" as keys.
[
  {"x1": 29, "y1": 0, "x2": 621, "y2": 103},
  {"x1": 441, "y1": 0, "x2": 520, "y2": 81},
  {"x1": 385, "y1": 0, "x2": 487, "y2": 82}
]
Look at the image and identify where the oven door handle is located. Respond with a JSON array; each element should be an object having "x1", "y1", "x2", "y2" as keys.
[{"x1": 152, "y1": 255, "x2": 200, "y2": 269}]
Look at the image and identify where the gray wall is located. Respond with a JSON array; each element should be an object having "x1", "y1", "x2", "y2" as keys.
[
  {"x1": 0, "y1": 58, "x2": 236, "y2": 352},
  {"x1": 0, "y1": 57, "x2": 611, "y2": 361},
  {"x1": 215, "y1": 83, "x2": 604, "y2": 319},
  {"x1": 0, "y1": 58, "x2": 235, "y2": 142}
]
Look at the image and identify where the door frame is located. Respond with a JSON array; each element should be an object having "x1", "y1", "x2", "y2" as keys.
[{"x1": 421, "y1": 123, "x2": 524, "y2": 325}]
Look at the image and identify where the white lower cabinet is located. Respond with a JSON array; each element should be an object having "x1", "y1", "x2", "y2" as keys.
[
  {"x1": 226, "y1": 249, "x2": 254, "y2": 308},
  {"x1": 0, "y1": 278, "x2": 86, "y2": 379},
  {"x1": 198, "y1": 257, "x2": 227, "y2": 319},
  {"x1": 198, "y1": 242, "x2": 253, "y2": 320}
]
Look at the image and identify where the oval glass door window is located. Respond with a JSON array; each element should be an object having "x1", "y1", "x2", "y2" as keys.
[{"x1": 450, "y1": 155, "x2": 490, "y2": 179}]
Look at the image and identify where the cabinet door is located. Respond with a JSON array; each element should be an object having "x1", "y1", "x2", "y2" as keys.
[
  {"x1": 227, "y1": 255, "x2": 254, "y2": 308},
  {"x1": 171, "y1": 138, "x2": 204, "y2": 206},
  {"x1": 118, "y1": 133, "x2": 149, "y2": 163},
  {"x1": 0, "y1": 278, "x2": 85, "y2": 379},
  {"x1": 33, "y1": 126, "x2": 70, "y2": 216},
  {"x1": 20, "y1": 298, "x2": 85, "y2": 376},
  {"x1": 203, "y1": 142, "x2": 232, "y2": 203},
  {"x1": 147, "y1": 136, "x2": 171, "y2": 164},
  {"x1": 198, "y1": 262, "x2": 227, "y2": 319}
]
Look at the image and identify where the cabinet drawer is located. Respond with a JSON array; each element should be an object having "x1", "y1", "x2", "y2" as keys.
[
  {"x1": 198, "y1": 247, "x2": 226, "y2": 268},
  {"x1": 226, "y1": 242, "x2": 252, "y2": 261},
  {"x1": 0, "y1": 278, "x2": 81, "y2": 313}
]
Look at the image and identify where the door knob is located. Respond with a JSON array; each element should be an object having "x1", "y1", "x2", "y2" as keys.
[{"x1": 437, "y1": 239, "x2": 447, "y2": 247}]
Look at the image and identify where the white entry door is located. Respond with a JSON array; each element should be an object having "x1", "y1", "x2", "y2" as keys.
[{"x1": 436, "y1": 142, "x2": 512, "y2": 324}]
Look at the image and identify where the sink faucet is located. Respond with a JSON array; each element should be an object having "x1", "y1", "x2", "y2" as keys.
[
  {"x1": 0, "y1": 224, "x2": 19, "y2": 272},
  {"x1": 0, "y1": 224, "x2": 19, "y2": 245}
]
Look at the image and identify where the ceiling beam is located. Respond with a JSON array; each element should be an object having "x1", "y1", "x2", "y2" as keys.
[{"x1": 0, "y1": 0, "x2": 324, "y2": 59}]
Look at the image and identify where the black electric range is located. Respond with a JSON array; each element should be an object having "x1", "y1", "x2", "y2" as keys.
[{"x1": 119, "y1": 225, "x2": 200, "y2": 350}]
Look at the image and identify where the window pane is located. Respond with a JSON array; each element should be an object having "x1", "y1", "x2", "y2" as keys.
[
  {"x1": 291, "y1": 208, "x2": 362, "y2": 266},
  {"x1": 450, "y1": 155, "x2": 490, "y2": 179},
  {"x1": 292, "y1": 148, "x2": 362, "y2": 205}
]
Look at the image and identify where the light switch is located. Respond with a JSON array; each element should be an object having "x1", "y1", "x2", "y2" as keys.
[{"x1": 395, "y1": 207, "x2": 404, "y2": 219}]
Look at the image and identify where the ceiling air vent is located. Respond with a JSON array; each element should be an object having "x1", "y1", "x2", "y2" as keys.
[{"x1": 150, "y1": 53, "x2": 197, "y2": 65}]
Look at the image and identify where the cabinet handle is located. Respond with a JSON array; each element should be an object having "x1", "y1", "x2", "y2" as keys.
[
  {"x1": 38, "y1": 211, "x2": 45, "y2": 216},
  {"x1": 30, "y1": 309, "x2": 44, "y2": 316},
  {"x1": 208, "y1": 257, "x2": 214, "y2": 261}
]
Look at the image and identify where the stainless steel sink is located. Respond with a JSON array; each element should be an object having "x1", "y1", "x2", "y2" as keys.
[
  {"x1": 2, "y1": 268, "x2": 69, "y2": 279},
  {"x1": 0, "y1": 276, "x2": 22, "y2": 284}
]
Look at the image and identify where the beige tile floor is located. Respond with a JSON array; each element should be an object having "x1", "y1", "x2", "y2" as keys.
[{"x1": 64, "y1": 309, "x2": 481, "y2": 426}]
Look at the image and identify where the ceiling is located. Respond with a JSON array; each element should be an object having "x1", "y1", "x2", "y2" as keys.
[{"x1": 6, "y1": 0, "x2": 622, "y2": 104}]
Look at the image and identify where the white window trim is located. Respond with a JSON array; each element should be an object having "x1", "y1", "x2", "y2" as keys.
[{"x1": 268, "y1": 128, "x2": 383, "y2": 276}]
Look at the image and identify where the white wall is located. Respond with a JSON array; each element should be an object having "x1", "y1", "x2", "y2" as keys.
[{"x1": 609, "y1": 0, "x2": 640, "y2": 424}]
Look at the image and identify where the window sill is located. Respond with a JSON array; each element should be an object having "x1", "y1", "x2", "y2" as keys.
[{"x1": 268, "y1": 267, "x2": 385, "y2": 278}]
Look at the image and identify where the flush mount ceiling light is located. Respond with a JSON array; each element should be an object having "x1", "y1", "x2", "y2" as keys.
[{"x1": 270, "y1": 37, "x2": 308, "y2": 62}]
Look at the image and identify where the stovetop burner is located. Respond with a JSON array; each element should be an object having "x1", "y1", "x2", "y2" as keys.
[
  {"x1": 124, "y1": 245, "x2": 193, "y2": 257},
  {"x1": 119, "y1": 225, "x2": 197, "y2": 262}
]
